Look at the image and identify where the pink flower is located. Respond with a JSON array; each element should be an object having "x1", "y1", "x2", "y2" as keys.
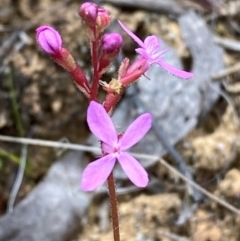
[
  {"x1": 81, "y1": 101, "x2": 152, "y2": 191},
  {"x1": 118, "y1": 21, "x2": 194, "y2": 79},
  {"x1": 36, "y1": 26, "x2": 62, "y2": 55}
]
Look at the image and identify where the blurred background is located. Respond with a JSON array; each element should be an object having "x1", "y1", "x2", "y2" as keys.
[{"x1": 1, "y1": 0, "x2": 240, "y2": 241}]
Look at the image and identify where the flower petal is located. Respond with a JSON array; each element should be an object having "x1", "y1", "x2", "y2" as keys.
[
  {"x1": 157, "y1": 59, "x2": 194, "y2": 79},
  {"x1": 118, "y1": 152, "x2": 148, "y2": 187},
  {"x1": 118, "y1": 20, "x2": 144, "y2": 48},
  {"x1": 87, "y1": 101, "x2": 118, "y2": 146},
  {"x1": 36, "y1": 26, "x2": 62, "y2": 55},
  {"x1": 143, "y1": 36, "x2": 160, "y2": 53},
  {"x1": 135, "y1": 48, "x2": 149, "y2": 59},
  {"x1": 119, "y1": 113, "x2": 152, "y2": 150},
  {"x1": 81, "y1": 154, "x2": 116, "y2": 191},
  {"x1": 152, "y1": 48, "x2": 169, "y2": 60}
]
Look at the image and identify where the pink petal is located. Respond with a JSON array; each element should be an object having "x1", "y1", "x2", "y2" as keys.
[
  {"x1": 119, "y1": 113, "x2": 152, "y2": 150},
  {"x1": 144, "y1": 36, "x2": 160, "y2": 52},
  {"x1": 101, "y1": 142, "x2": 114, "y2": 154},
  {"x1": 81, "y1": 154, "x2": 116, "y2": 191},
  {"x1": 135, "y1": 48, "x2": 148, "y2": 55},
  {"x1": 157, "y1": 60, "x2": 194, "y2": 79},
  {"x1": 152, "y1": 48, "x2": 169, "y2": 60},
  {"x1": 135, "y1": 48, "x2": 148, "y2": 58},
  {"x1": 36, "y1": 26, "x2": 62, "y2": 55},
  {"x1": 118, "y1": 152, "x2": 148, "y2": 187},
  {"x1": 118, "y1": 20, "x2": 144, "y2": 48},
  {"x1": 87, "y1": 101, "x2": 117, "y2": 146}
]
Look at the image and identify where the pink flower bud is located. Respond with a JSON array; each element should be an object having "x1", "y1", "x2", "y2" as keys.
[
  {"x1": 78, "y1": 2, "x2": 98, "y2": 27},
  {"x1": 102, "y1": 33, "x2": 123, "y2": 54},
  {"x1": 98, "y1": 33, "x2": 123, "y2": 75},
  {"x1": 36, "y1": 26, "x2": 62, "y2": 55},
  {"x1": 96, "y1": 8, "x2": 111, "y2": 32}
]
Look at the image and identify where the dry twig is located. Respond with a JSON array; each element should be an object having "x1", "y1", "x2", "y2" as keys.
[
  {"x1": 212, "y1": 63, "x2": 240, "y2": 80},
  {"x1": 214, "y1": 36, "x2": 240, "y2": 52}
]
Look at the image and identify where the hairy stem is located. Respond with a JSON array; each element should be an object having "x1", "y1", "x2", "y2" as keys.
[
  {"x1": 107, "y1": 172, "x2": 120, "y2": 241},
  {"x1": 90, "y1": 40, "x2": 100, "y2": 100},
  {"x1": 103, "y1": 86, "x2": 126, "y2": 113}
]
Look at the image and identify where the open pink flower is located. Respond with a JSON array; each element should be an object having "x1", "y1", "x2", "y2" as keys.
[
  {"x1": 118, "y1": 20, "x2": 193, "y2": 79},
  {"x1": 81, "y1": 101, "x2": 152, "y2": 191}
]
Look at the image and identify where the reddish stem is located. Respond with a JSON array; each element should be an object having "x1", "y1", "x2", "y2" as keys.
[
  {"x1": 103, "y1": 91, "x2": 124, "y2": 241},
  {"x1": 52, "y1": 50, "x2": 91, "y2": 98},
  {"x1": 107, "y1": 172, "x2": 120, "y2": 241},
  {"x1": 102, "y1": 68, "x2": 144, "y2": 241},
  {"x1": 103, "y1": 91, "x2": 123, "y2": 113},
  {"x1": 90, "y1": 40, "x2": 100, "y2": 100}
]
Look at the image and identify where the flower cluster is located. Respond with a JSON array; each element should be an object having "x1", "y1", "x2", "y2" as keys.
[{"x1": 35, "y1": 2, "x2": 194, "y2": 191}]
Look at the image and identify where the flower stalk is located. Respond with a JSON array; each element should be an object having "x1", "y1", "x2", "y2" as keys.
[
  {"x1": 107, "y1": 172, "x2": 120, "y2": 241},
  {"x1": 90, "y1": 39, "x2": 101, "y2": 100}
]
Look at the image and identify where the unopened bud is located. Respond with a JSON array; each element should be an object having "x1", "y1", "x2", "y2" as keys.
[
  {"x1": 96, "y1": 8, "x2": 111, "y2": 32},
  {"x1": 98, "y1": 33, "x2": 123, "y2": 75},
  {"x1": 102, "y1": 33, "x2": 123, "y2": 55},
  {"x1": 36, "y1": 26, "x2": 62, "y2": 55},
  {"x1": 78, "y1": 2, "x2": 98, "y2": 27}
]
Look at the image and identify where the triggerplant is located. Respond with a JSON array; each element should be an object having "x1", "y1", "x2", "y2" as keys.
[{"x1": 36, "y1": 2, "x2": 193, "y2": 241}]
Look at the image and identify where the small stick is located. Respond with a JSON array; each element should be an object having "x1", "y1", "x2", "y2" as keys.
[
  {"x1": 6, "y1": 66, "x2": 27, "y2": 212},
  {"x1": 212, "y1": 62, "x2": 240, "y2": 80},
  {"x1": 214, "y1": 36, "x2": 240, "y2": 52}
]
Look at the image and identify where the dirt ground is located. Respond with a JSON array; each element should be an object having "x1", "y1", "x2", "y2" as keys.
[{"x1": 1, "y1": 0, "x2": 240, "y2": 240}]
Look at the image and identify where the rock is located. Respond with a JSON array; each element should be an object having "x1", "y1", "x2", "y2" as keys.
[{"x1": 0, "y1": 151, "x2": 93, "y2": 241}]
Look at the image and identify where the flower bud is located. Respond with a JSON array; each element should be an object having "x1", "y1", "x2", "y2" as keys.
[
  {"x1": 36, "y1": 26, "x2": 62, "y2": 55},
  {"x1": 96, "y1": 8, "x2": 111, "y2": 32},
  {"x1": 98, "y1": 33, "x2": 123, "y2": 75},
  {"x1": 78, "y1": 2, "x2": 98, "y2": 27},
  {"x1": 102, "y1": 33, "x2": 123, "y2": 55}
]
